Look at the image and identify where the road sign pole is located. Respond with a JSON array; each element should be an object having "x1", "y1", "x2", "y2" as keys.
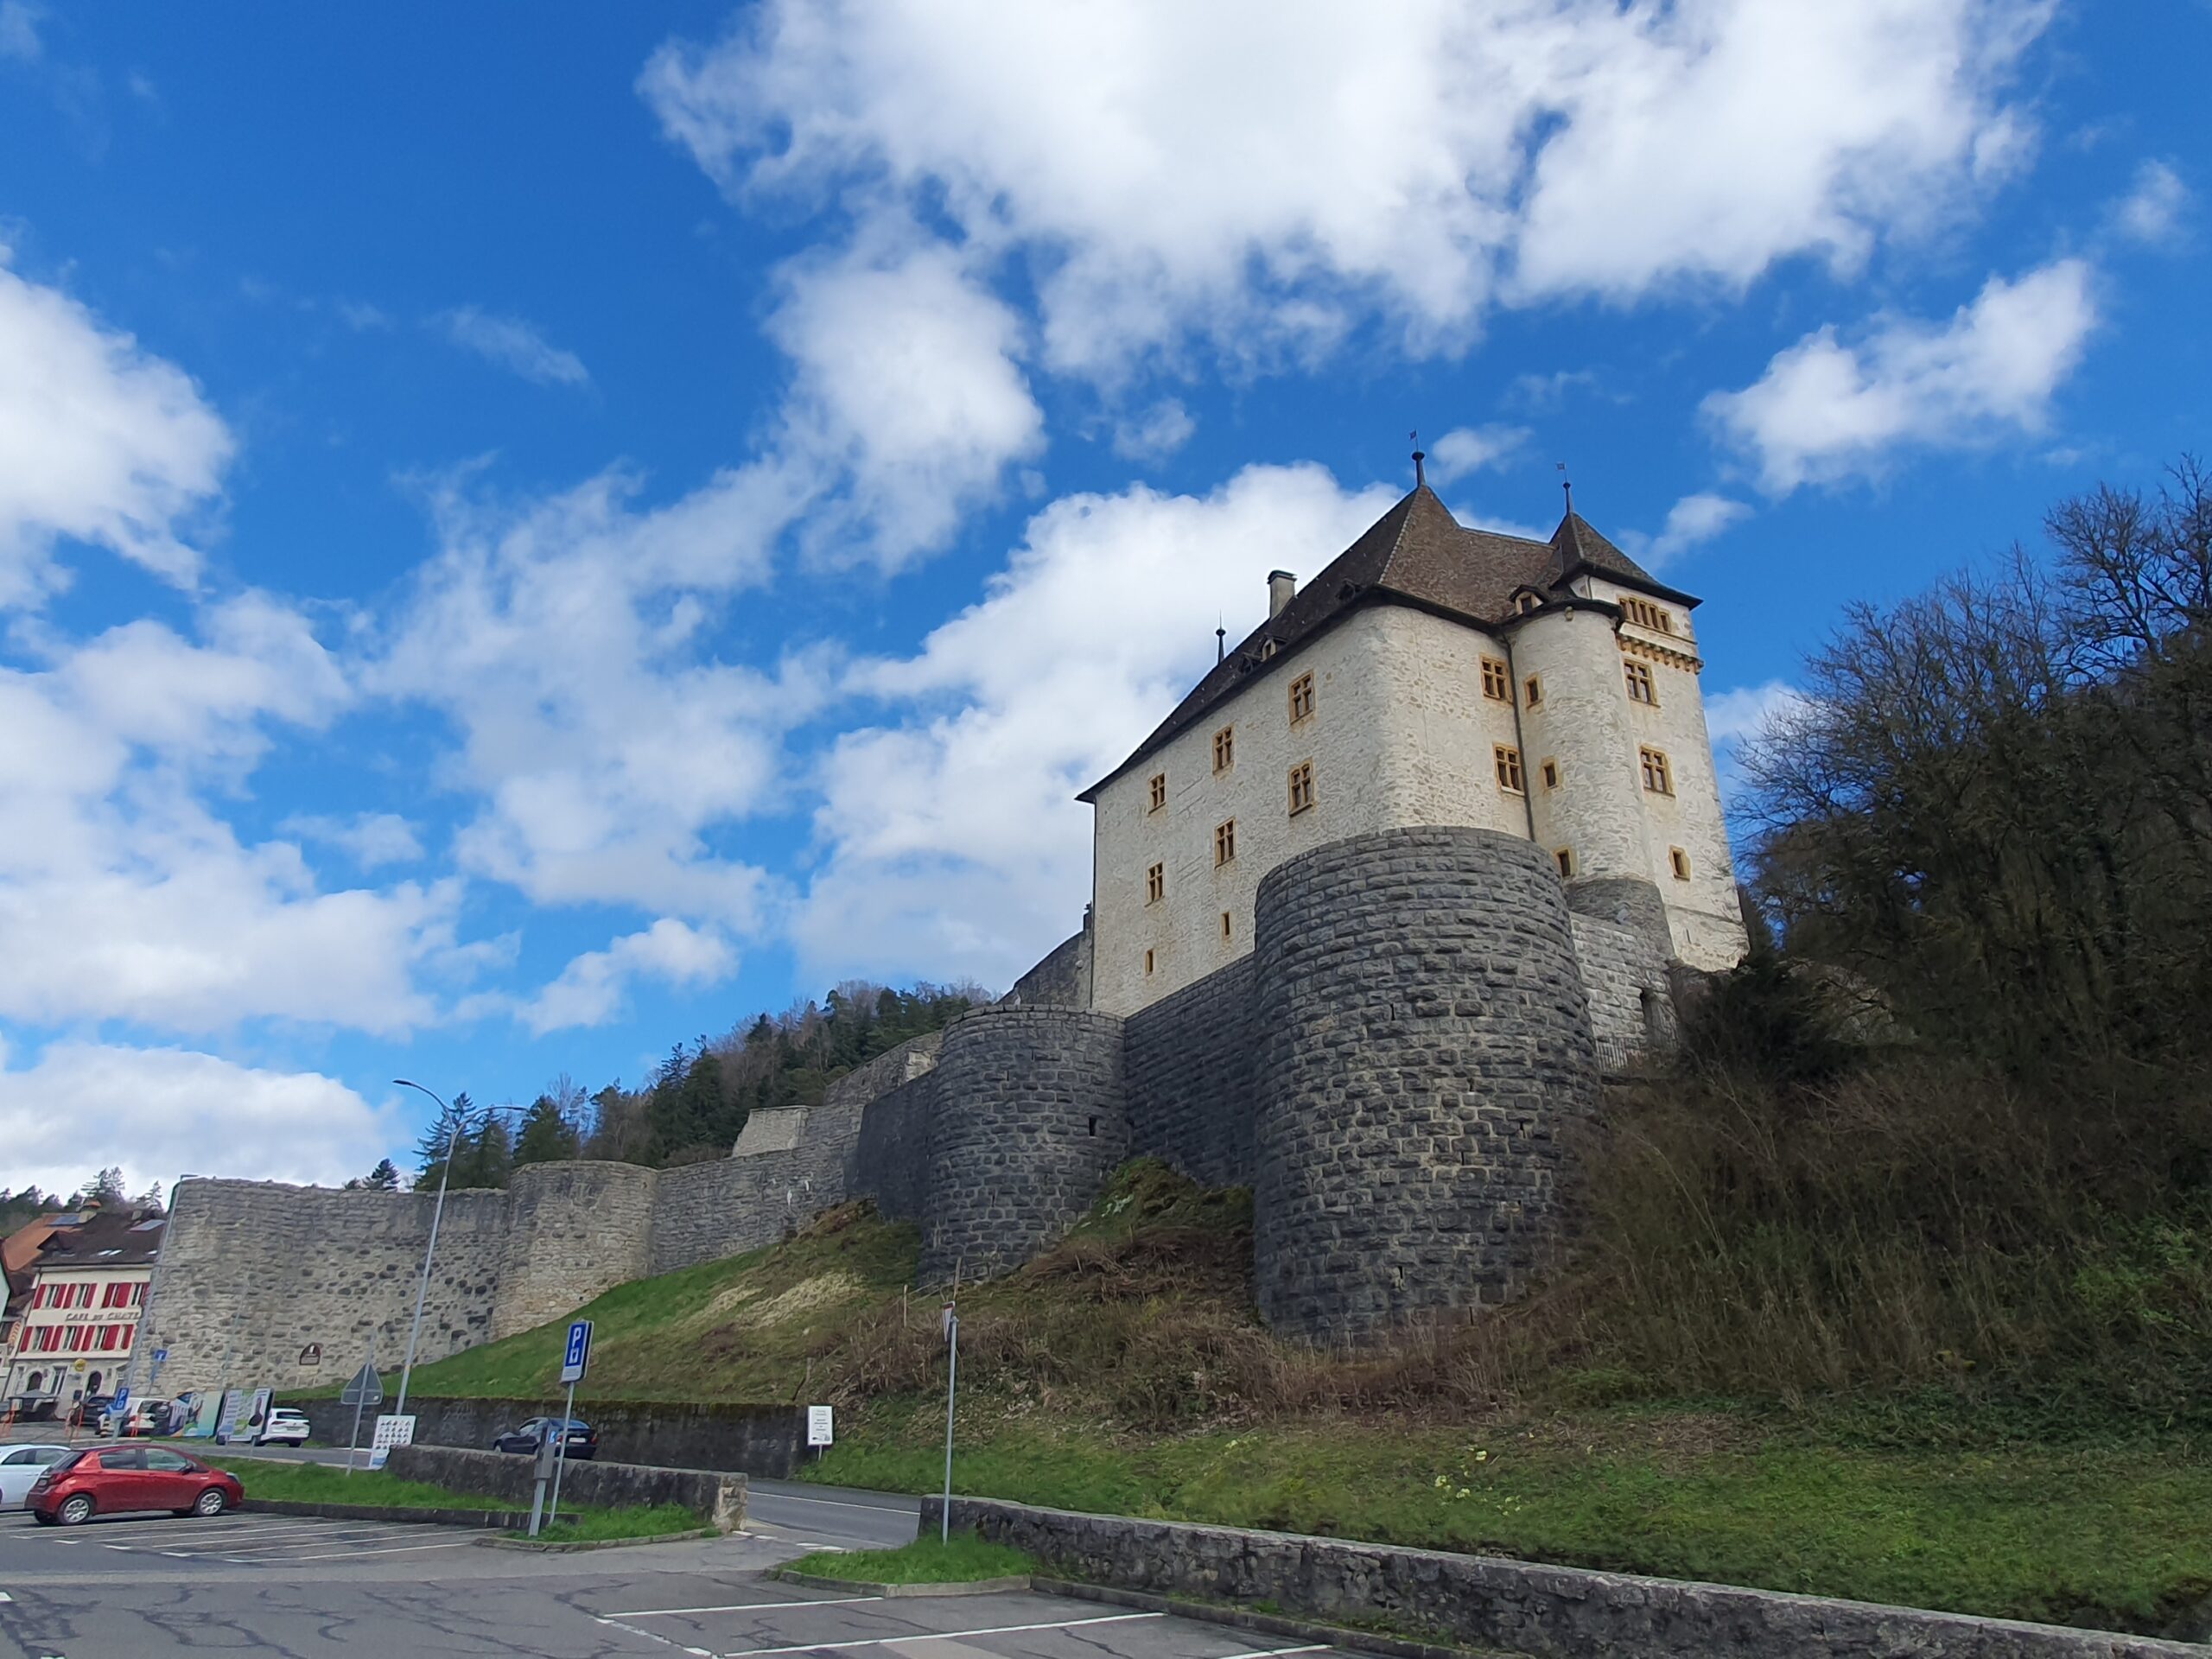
[
  {"x1": 548, "y1": 1376, "x2": 576, "y2": 1529},
  {"x1": 940, "y1": 1310, "x2": 958, "y2": 1545}
]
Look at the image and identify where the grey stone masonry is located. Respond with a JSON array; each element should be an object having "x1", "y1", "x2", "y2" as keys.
[
  {"x1": 1568, "y1": 913, "x2": 1674, "y2": 1075},
  {"x1": 1004, "y1": 925, "x2": 1093, "y2": 1009},
  {"x1": 493, "y1": 1162, "x2": 656, "y2": 1338},
  {"x1": 313, "y1": 1396, "x2": 807, "y2": 1479},
  {"x1": 930, "y1": 1497, "x2": 2200, "y2": 1659},
  {"x1": 1253, "y1": 827, "x2": 1601, "y2": 1341},
  {"x1": 918, "y1": 1006, "x2": 1129, "y2": 1282},
  {"x1": 386, "y1": 1444, "x2": 746, "y2": 1531},
  {"x1": 1123, "y1": 953, "x2": 1258, "y2": 1190}
]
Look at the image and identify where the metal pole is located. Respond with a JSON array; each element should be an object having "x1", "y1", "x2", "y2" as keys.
[
  {"x1": 345, "y1": 1337, "x2": 372, "y2": 1476},
  {"x1": 391, "y1": 1079, "x2": 461, "y2": 1419},
  {"x1": 548, "y1": 1377, "x2": 576, "y2": 1529},
  {"x1": 941, "y1": 1313, "x2": 958, "y2": 1545}
]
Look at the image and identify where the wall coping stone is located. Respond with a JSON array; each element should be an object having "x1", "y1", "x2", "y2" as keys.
[
  {"x1": 928, "y1": 1497, "x2": 2208, "y2": 1659},
  {"x1": 240, "y1": 1497, "x2": 530, "y2": 1529}
]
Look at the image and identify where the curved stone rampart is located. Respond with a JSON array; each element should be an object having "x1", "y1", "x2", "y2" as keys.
[
  {"x1": 1252, "y1": 827, "x2": 1600, "y2": 1341},
  {"x1": 918, "y1": 1006, "x2": 1128, "y2": 1282}
]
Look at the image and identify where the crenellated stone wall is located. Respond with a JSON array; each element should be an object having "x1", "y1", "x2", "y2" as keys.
[{"x1": 148, "y1": 828, "x2": 1698, "y2": 1383}]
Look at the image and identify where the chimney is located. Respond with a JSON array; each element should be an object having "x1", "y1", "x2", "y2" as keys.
[{"x1": 1268, "y1": 570, "x2": 1296, "y2": 619}]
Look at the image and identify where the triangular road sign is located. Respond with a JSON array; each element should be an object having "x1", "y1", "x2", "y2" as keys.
[{"x1": 339, "y1": 1363, "x2": 385, "y2": 1407}]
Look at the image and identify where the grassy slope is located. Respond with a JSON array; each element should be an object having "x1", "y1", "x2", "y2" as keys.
[{"x1": 397, "y1": 1166, "x2": 2210, "y2": 1633}]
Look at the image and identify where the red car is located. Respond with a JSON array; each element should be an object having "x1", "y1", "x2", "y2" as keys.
[{"x1": 25, "y1": 1445, "x2": 243, "y2": 1526}]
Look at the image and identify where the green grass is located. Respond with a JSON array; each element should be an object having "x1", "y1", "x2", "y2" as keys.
[
  {"x1": 213, "y1": 1459, "x2": 519, "y2": 1513},
  {"x1": 789, "y1": 1532, "x2": 1038, "y2": 1584},
  {"x1": 513, "y1": 1503, "x2": 703, "y2": 1542}
]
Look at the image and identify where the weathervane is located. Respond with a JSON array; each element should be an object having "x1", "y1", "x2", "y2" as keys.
[{"x1": 1411, "y1": 430, "x2": 1426, "y2": 488}]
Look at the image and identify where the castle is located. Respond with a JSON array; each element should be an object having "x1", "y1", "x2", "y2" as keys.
[{"x1": 137, "y1": 480, "x2": 1746, "y2": 1396}]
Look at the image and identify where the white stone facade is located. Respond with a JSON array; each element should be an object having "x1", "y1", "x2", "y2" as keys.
[{"x1": 1090, "y1": 563, "x2": 1747, "y2": 1017}]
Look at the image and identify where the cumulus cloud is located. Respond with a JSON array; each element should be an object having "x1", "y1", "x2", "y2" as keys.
[
  {"x1": 0, "y1": 594, "x2": 466, "y2": 1035},
  {"x1": 282, "y1": 811, "x2": 425, "y2": 870},
  {"x1": 796, "y1": 464, "x2": 1397, "y2": 986},
  {"x1": 522, "y1": 918, "x2": 736, "y2": 1033},
  {"x1": 439, "y1": 306, "x2": 591, "y2": 388},
  {"x1": 1621, "y1": 491, "x2": 1752, "y2": 567},
  {"x1": 2112, "y1": 159, "x2": 2188, "y2": 246},
  {"x1": 1703, "y1": 677, "x2": 1808, "y2": 803},
  {"x1": 1703, "y1": 258, "x2": 2095, "y2": 493},
  {"x1": 1110, "y1": 398, "x2": 1196, "y2": 464},
  {"x1": 1423, "y1": 424, "x2": 1529, "y2": 485},
  {"x1": 644, "y1": 0, "x2": 2056, "y2": 378},
  {"x1": 0, "y1": 1039, "x2": 401, "y2": 1198},
  {"x1": 0, "y1": 251, "x2": 234, "y2": 604}
]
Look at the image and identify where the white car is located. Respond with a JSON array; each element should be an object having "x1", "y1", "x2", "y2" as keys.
[
  {"x1": 254, "y1": 1408, "x2": 311, "y2": 1447},
  {"x1": 0, "y1": 1444, "x2": 73, "y2": 1506}
]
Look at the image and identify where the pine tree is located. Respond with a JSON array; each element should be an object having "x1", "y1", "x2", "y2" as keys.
[
  {"x1": 513, "y1": 1095, "x2": 581, "y2": 1166},
  {"x1": 365, "y1": 1158, "x2": 400, "y2": 1191},
  {"x1": 90, "y1": 1167, "x2": 126, "y2": 1206},
  {"x1": 412, "y1": 1092, "x2": 474, "y2": 1191}
]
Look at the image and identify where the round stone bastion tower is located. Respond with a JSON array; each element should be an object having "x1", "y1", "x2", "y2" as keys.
[
  {"x1": 1252, "y1": 826, "x2": 1602, "y2": 1342},
  {"x1": 918, "y1": 1005, "x2": 1129, "y2": 1283}
]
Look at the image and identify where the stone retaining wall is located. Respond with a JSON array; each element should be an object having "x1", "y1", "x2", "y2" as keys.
[
  {"x1": 386, "y1": 1444, "x2": 745, "y2": 1532},
  {"x1": 300, "y1": 1395, "x2": 807, "y2": 1478},
  {"x1": 1122, "y1": 954, "x2": 1257, "y2": 1191},
  {"x1": 929, "y1": 1497, "x2": 2202, "y2": 1659}
]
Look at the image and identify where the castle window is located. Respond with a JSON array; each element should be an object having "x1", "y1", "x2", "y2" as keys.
[
  {"x1": 1213, "y1": 725, "x2": 1235, "y2": 772},
  {"x1": 1146, "y1": 861, "x2": 1165, "y2": 904},
  {"x1": 1523, "y1": 675, "x2": 1543, "y2": 708},
  {"x1": 1148, "y1": 772, "x2": 1166, "y2": 812},
  {"x1": 1669, "y1": 846, "x2": 1691, "y2": 880},
  {"x1": 1622, "y1": 596, "x2": 1676, "y2": 634},
  {"x1": 1554, "y1": 847, "x2": 1575, "y2": 878},
  {"x1": 1287, "y1": 760, "x2": 1315, "y2": 816},
  {"x1": 1144, "y1": 949, "x2": 1154, "y2": 976},
  {"x1": 1541, "y1": 759, "x2": 1560, "y2": 791},
  {"x1": 1480, "y1": 656, "x2": 1512, "y2": 702},
  {"x1": 1221, "y1": 910, "x2": 1232, "y2": 941},
  {"x1": 1214, "y1": 818, "x2": 1237, "y2": 865},
  {"x1": 1640, "y1": 747, "x2": 1674, "y2": 795},
  {"x1": 1288, "y1": 671, "x2": 1315, "y2": 723},
  {"x1": 1624, "y1": 660, "x2": 1657, "y2": 705},
  {"x1": 1259, "y1": 638, "x2": 1277, "y2": 660},
  {"x1": 1516, "y1": 592, "x2": 1539, "y2": 615},
  {"x1": 1493, "y1": 745, "x2": 1525, "y2": 794}
]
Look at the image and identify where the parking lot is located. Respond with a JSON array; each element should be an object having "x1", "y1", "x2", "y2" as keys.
[{"x1": 0, "y1": 1506, "x2": 506, "y2": 1569}]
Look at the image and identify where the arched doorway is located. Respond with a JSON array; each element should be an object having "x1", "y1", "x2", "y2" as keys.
[
  {"x1": 86, "y1": 1370, "x2": 103, "y2": 1395},
  {"x1": 25, "y1": 1370, "x2": 41, "y2": 1394}
]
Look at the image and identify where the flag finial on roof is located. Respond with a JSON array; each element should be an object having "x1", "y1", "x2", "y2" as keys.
[
  {"x1": 1557, "y1": 460, "x2": 1572, "y2": 518},
  {"x1": 1411, "y1": 430, "x2": 1425, "y2": 489}
]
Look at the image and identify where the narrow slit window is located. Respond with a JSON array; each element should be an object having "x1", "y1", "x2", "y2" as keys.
[
  {"x1": 1523, "y1": 675, "x2": 1543, "y2": 707},
  {"x1": 1148, "y1": 772, "x2": 1166, "y2": 811},
  {"x1": 1623, "y1": 596, "x2": 1676, "y2": 634},
  {"x1": 1288, "y1": 671, "x2": 1315, "y2": 723},
  {"x1": 1287, "y1": 760, "x2": 1314, "y2": 815},
  {"x1": 1220, "y1": 910, "x2": 1232, "y2": 942},
  {"x1": 1624, "y1": 660, "x2": 1658, "y2": 705},
  {"x1": 1494, "y1": 745, "x2": 1525, "y2": 794},
  {"x1": 1541, "y1": 759, "x2": 1560, "y2": 791},
  {"x1": 1554, "y1": 847, "x2": 1575, "y2": 878},
  {"x1": 1669, "y1": 846, "x2": 1691, "y2": 881},
  {"x1": 1480, "y1": 656, "x2": 1512, "y2": 702},
  {"x1": 1214, "y1": 818, "x2": 1236, "y2": 866},
  {"x1": 1146, "y1": 861, "x2": 1165, "y2": 904},
  {"x1": 1640, "y1": 747, "x2": 1674, "y2": 795},
  {"x1": 1212, "y1": 725, "x2": 1235, "y2": 772},
  {"x1": 1143, "y1": 949, "x2": 1155, "y2": 976}
]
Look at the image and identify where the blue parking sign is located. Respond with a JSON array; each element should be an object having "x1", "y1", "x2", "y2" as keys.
[{"x1": 561, "y1": 1319, "x2": 592, "y2": 1385}]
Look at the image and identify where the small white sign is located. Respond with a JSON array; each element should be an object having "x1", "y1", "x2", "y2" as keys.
[
  {"x1": 367, "y1": 1413, "x2": 416, "y2": 1471},
  {"x1": 807, "y1": 1405, "x2": 834, "y2": 1446}
]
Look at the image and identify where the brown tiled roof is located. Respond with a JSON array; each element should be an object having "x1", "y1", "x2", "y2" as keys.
[
  {"x1": 1080, "y1": 485, "x2": 1695, "y2": 799},
  {"x1": 34, "y1": 1210, "x2": 163, "y2": 1270}
]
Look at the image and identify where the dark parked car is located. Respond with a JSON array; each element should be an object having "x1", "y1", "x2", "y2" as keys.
[
  {"x1": 491, "y1": 1417, "x2": 597, "y2": 1460},
  {"x1": 26, "y1": 1446, "x2": 243, "y2": 1526}
]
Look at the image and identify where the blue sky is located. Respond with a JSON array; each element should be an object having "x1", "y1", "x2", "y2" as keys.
[{"x1": 0, "y1": 1, "x2": 2203, "y2": 1198}]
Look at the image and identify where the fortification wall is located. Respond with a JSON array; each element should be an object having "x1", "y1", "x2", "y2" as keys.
[
  {"x1": 1252, "y1": 828, "x2": 1601, "y2": 1341},
  {"x1": 494, "y1": 1162, "x2": 657, "y2": 1338},
  {"x1": 1004, "y1": 926, "x2": 1091, "y2": 1008},
  {"x1": 918, "y1": 1007, "x2": 1128, "y2": 1281},
  {"x1": 1570, "y1": 912, "x2": 1675, "y2": 1073},
  {"x1": 1122, "y1": 953, "x2": 1257, "y2": 1189},
  {"x1": 853, "y1": 1073, "x2": 934, "y2": 1222},
  {"x1": 147, "y1": 1178, "x2": 512, "y2": 1395}
]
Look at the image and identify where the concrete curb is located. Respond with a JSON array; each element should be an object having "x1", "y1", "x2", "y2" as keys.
[
  {"x1": 239, "y1": 1497, "x2": 530, "y2": 1529},
  {"x1": 1034, "y1": 1579, "x2": 1518, "y2": 1659},
  {"x1": 772, "y1": 1568, "x2": 1035, "y2": 1598},
  {"x1": 480, "y1": 1527, "x2": 720, "y2": 1554}
]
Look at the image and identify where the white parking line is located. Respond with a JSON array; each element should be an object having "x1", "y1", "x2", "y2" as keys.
[
  {"x1": 722, "y1": 1611, "x2": 1161, "y2": 1656},
  {"x1": 267, "y1": 1537, "x2": 490, "y2": 1562},
  {"x1": 611, "y1": 1597, "x2": 887, "y2": 1619}
]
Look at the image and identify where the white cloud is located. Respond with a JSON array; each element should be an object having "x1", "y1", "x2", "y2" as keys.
[
  {"x1": 282, "y1": 811, "x2": 424, "y2": 870},
  {"x1": 1703, "y1": 258, "x2": 2095, "y2": 493},
  {"x1": 0, "y1": 594, "x2": 465, "y2": 1035},
  {"x1": 768, "y1": 236, "x2": 1044, "y2": 569},
  {"x1": 1110, "y1": 398, "x2": 1195, "y2": 464},
  {"x1": 439, "y1": 306, "x2": 590, "y2": 388},
  {"x1": 1423, "y1": 424, "x2": 1529, "y2": 485},
  {"x1": 2113, "y1": 159, "x2": 2188, "y2": 246},
  {"x1": 0, "y1": 251, "x2": 233, "y2": 604},
  {"x1": 1620, "y1": 491, "x2": 1752, "y2": 567},
  {"x1": 372, "y1": 464, "x2": 823, "y2": 926},
  {"x1": 1705, "y1": 678, "x2": 1807, "y2": 749},
  {"x1": 644, "y1": 0, "x2": 2056, "y2": 378},
  {"x1": 796, "y1": 463, "x2": 1395, "y2": 985},
  {"x1": 0, "y1": 1039, "x2": 400, "y2": 1198},
  {"x1": 0, "y1": 1, "x2": 41, "y2": 62},
  {"x1": 521, "y1": 918, "x2": 736, "y2": 1033}
]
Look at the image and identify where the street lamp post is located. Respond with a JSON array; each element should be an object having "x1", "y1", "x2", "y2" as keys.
[{"x1": 390, "y1": 1081, "x2": 521, "y2": 1418}]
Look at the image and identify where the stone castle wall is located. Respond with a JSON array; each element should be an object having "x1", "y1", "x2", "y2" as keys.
[{"x1": 148, "y1": 827, "x2": 1684, "y2": 1388}]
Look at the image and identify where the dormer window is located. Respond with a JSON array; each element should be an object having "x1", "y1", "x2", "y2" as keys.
[{"x1": 1516, "y1": 592, "x2": 1539, "y2": 615}]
